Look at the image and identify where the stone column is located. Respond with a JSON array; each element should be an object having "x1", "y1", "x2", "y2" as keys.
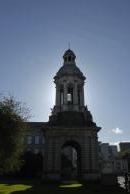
[
  {"x1": 91, "y1": 135, "x2": 99, "y2": 172},
  {"x1": 81, "y1": 134, "x2": 100, "y2": 180},
  {"x1": 80, "y1": 85, "x2": 85, "y2": 106},
  {"x1": 81, "y1": 136, "x2": 92, "y2": 174},
  {"x1": 73, "y1": 82, "x2": 78, "y2": 104},
  {"x1": 45, "y1": 139, "x2": 53, "y2": 171},
  {"x1": 55, "y1": 84, "x2": 60, "y2": 106},
  {"x1": 54, "y1": 141, "x2": 61, "y2": 174},
  {"x1": 44, "y1": 137, "x2": 60, "y2": 180},
  {"x1": 63, "y1": 83, "x2": 68, "y2": 111},
  {"x1": 73, "y1": 82, "x2": 78, "y2": 111}
]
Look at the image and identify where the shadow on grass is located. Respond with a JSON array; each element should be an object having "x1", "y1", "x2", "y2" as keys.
[{"x1": 0, "y1": 180, "x2": 128, "y2": 194}]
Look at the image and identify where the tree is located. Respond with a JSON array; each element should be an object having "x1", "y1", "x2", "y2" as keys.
[
  {"x1": 0, "y1": 96, "x2": 29, "y2": 174},
  {"x1": 20, "y1": 151, "x2": 43, "y2": 178},
  {"x1": 119, "y1": 150, "x2": 130, "y2": 172}
]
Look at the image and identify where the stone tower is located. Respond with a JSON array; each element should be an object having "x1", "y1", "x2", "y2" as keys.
[{"x1": 43, "y1": 49, "x2": 101, "y2": 180}]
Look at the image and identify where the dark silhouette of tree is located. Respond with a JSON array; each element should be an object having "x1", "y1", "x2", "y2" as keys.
[
  {"x1": 0, "y1": 96, "x2": 29, "y2": 175},
  {"x1": 119, "y1": 150, "x2": 130, "y2": 172},
  {"x1": 20, "y1": 151, "x2": 43, "y2": 178}
]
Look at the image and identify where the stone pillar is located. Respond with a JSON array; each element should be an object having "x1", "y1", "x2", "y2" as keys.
[
  {"x1": 81, "y1": 134, "x2": 101, "y2": 180},
  {"x1": 63, "y1": 83, "x2": 68, "y2": 111},
  {"x1": 80, "y1": 85, "x2": 85, "y2": 107},
  {"x1": 55, "y1": 84, "x2": 60, "y2": 106},
  {"x1": 44, "y1": 137, "x2": 60, "y2": 180},
  {"x1": 73, "y1": 82, "x2": 78, "y2": 111},
  {"x1": 81, "y1": 136, "x2": 92, "y2": 174},
  {"x1": 73, "y1": 82, "x2": 78, "y2": 104},
  {"x1": 54, "y1": 142, "x2": 61, "y2": 174},
  {"x1": 91, "y1": 135, "x2": 99, "y2": 172},
  {"x1": 45, "y1": 139, "x2": 53, "y2": 171}
]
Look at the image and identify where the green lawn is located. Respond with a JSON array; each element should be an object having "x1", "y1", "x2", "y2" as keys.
[
  {"x1": 0, "y1": 183, "x2": 31, "y2": 194},
  {"x1": 0, "y1": 180, "x2": 128, "y2": 194}
]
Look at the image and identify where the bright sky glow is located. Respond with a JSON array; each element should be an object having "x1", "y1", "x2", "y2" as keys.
[{"x1": 0, "y1": 0, "x2": 130, "y2": 144}]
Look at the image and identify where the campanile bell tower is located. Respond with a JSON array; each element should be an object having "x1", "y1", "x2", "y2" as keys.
[
  {"x1": 43, "y1": 49, "x2": 101, "y2": 181},
  {"x1": 53, "y1": 49, "x2": 86, "y2": 114}
]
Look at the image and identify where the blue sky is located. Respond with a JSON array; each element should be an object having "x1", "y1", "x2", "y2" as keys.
[{"x1": 0, "y1": 0, "x2": 130, "y2": 144}]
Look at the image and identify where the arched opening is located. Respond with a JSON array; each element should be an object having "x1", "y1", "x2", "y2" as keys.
[
  {"x1": 67, "y1": 85, "x2": 73, "y2": 105},
  {"x1": 68, "y1": 56, "x2": 71, "y2": 62},
  {"x1": 61, "y1": 141, "x2": 81, "y2": 179},
  {"x1": 64, "y1": 57, "x2": 67, "y2": 62}
]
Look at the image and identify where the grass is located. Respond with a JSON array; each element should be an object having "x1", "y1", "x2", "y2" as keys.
[
  {"x1": 59, "y1": 183, "x2": 83, "y2": 188},
  {"x1": 0, "y1": 183, "x2": 32, "y2": 194},
  {"x1": 0, "y1": 179, "x2": 128, "y2": 194}
]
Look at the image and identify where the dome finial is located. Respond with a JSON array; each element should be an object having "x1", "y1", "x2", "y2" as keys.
[{"x1": 63, "y1": 47, "x2": 76, "y2": 65}]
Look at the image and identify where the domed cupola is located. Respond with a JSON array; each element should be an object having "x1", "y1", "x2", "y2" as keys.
[
  {"x1": 52, "y1": 49, "x2": 87, "y2": 114},
  {"x1": 63, "y1": 49, "x2": 76, "y2": 65},
  {"x1": 55, "y1": 49, "x2": 86, "y2": 80}
]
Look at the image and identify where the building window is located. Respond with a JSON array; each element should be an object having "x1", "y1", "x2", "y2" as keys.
[
  {"x1": 27, "y1": 136, "x2": 33, "y2": 145},
  {"x1": 34, "y1": 136, "x2": 40, "y2": 144}
]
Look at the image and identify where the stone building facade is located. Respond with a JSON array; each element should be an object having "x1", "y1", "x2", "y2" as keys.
[{"x1": 24, "y1": 49, "x2": 101, "y2": 180}]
